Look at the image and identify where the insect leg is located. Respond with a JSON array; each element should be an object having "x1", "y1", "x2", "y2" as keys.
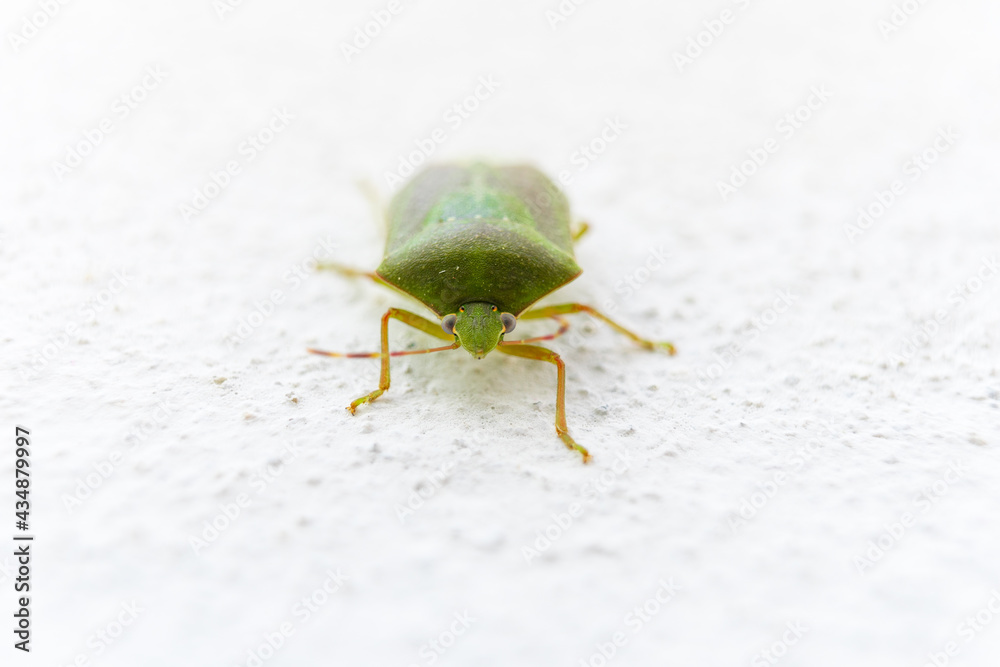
[
  {"x1": 495, "y1": 342, "x2": 591, "y2": 463},
  {"x1": 309, "y1": 308, "x2": 457, "y2": 414},
  {"x1": 315, "y1": 261, "x2": 391, "y2": 287},
  {"x1": 316, "y1": 262, "x2": 431, "y2": 307},
  {"x1": 520, "y1": 303, "x2": 676, "y2": 354},
  {"x1": 571, "y1": 221, "x2": 590, "y2": 242}
]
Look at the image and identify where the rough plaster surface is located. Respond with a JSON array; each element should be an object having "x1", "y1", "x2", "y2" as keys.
[{"x1": 2, "y1": 1, "x2": 999, "y2": 665}]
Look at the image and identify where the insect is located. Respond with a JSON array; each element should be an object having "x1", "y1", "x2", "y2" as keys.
[{"x1": 309, "y1": 163, "x2": 675, "y2": 462}]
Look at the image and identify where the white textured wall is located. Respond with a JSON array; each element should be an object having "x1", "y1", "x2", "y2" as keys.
[{"x1": 3, "y1": 1, "x2": 999, "y2": 665}]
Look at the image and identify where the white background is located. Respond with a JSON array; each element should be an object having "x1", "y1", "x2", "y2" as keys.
[{"x1": 3, "y1": 1, "x2": 1000, "y2": 665}]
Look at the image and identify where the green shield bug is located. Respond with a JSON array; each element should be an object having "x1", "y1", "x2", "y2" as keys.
[{"x1": 309, "y1": 163, "x2": 675, "y2": 462}]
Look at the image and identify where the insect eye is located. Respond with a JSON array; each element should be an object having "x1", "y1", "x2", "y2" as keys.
[
  {"x1": 500, "y1": 312, "x2": 516, "y2": 334},
  {"x1": 441, "y1": 314, "x2": 458, "y2": 335}
]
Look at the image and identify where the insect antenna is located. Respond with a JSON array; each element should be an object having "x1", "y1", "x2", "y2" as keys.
[
  {"x1": 499, "y1": 316, "x2": 570, "y2": 346},
  {"x1": 307, "y1": 342, "x2": 460, "y2": 359}
]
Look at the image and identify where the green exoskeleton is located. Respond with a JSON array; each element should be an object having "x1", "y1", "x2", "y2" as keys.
[{"x1": 310, "y1": 163, "x2": 675, "y2": 462}]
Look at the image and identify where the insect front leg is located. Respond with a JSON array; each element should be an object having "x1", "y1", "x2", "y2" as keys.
[
  {"x1": 496, "y1": 342, "x2": 591, "y2": 463},
  {"x1": 520, "y1": 303, "x2": 676, "y2": 354},
  {"x1": 309, "y1": 308, "x2": 457, "y2": 414},
  {"x1": 348, "y1": 307, "x2": 395, "y2": 413}
]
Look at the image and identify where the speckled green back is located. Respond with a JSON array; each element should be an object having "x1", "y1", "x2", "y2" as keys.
[{"x1": 377, "y1": 163, "x2": 581, "y2": 316}]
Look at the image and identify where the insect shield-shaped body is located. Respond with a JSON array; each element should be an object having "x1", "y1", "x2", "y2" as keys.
[
  {"x1": 379, "y1": 164, "x2": 581, "y2": 354},
  {"x1": 309, "y1": 163, "x2": 676, "y2": 462}
]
